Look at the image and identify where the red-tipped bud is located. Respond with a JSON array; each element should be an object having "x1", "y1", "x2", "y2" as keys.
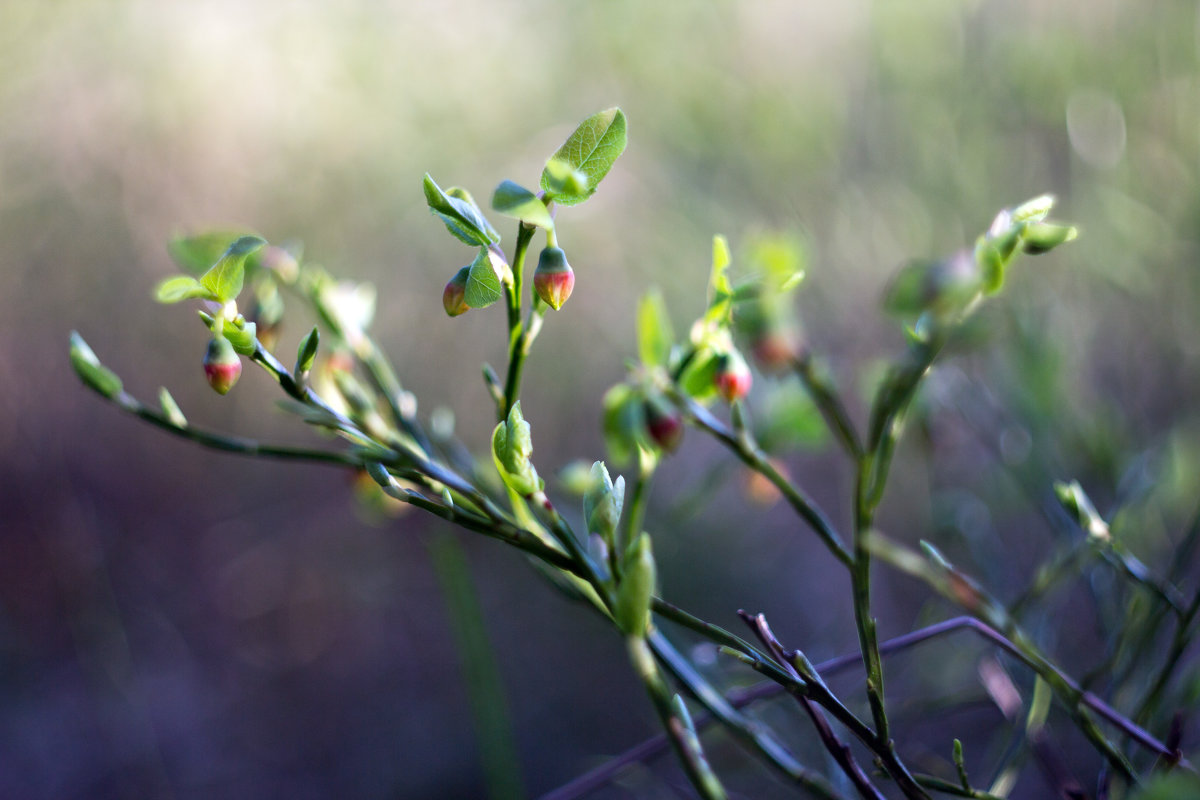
[
  {"x1": 533, "y1": 246, "x2": 575, "y2": 310},
  {"x1": 714, "y1": 350, "x2": 752, "y2": 402},
  {"x1": 643, "y1": 396, "x2": 684, "y2": 452},
  {"x1": 443, "y1": 266, "x2": 470, "y2": 317},
  {"x1": 203, "y1": 336, "x2": 242, "y2": 395}
]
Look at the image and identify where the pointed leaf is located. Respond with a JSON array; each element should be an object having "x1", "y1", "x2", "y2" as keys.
[
  {"x1": 69, "y1": 331, "x2": 123, "y2": 399},
  {"x1": 491, "y1": 180, "x2": 554, "y2": 229},
  {"x1": 464, "y1": 248, "x2": 503, "y2": 309},
  {"x1": 199, "y1": 235, "x2": 267, "y2": 303},
  {"x1": 540, "y1": 108, "x2": 627, "y2": 206},
  {"x1": 637, "y1": 289, "x2": 674, "y2": 368},
  {"x1": 295, "y1": 326, "x2": 320, "y2": 375},
  {"x1": 423, "y1": 174, "x2": 500, "y2": 246},
  {"x1": 155, "y1": 275, "x2": 215, "y2": 304},
  {"x1": 167, "y1": 230, "x2": 257, "y2": 275},
  {"x1": 158, "y1": 387, "x2": 187, "y2": 427}
]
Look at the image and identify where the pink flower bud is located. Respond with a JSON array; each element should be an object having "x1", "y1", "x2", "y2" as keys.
[
  {"x1": 533, "y1": 246, "x2": 575, "y2": 310},
  {"x1": 714, "y1": 351, "x2": 752, "y2": 402},
  {"x1": 443, "y1": 266, "x2": 470, "y2": 317},
  {"x1": 203, "y1": 336, "x2": 242, "y2": 395},
  {"x1": 643, "y1": 397, "x2": 683, "y2": 452}
]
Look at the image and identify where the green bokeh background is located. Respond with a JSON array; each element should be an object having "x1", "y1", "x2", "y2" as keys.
[{"x1": 3, "y1": 2, "x2": 1199, "y2": 797}]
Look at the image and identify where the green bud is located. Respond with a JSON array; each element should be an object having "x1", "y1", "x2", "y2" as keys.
[
  {"x1": 615, "y1": 533, "x2": 657, "y2": 636},
  {"x1": 1021, "y1": 221, "x2": 1078, "y2": 255},
  {"x1": 203, "y1": 336, "x2": 242, "y2": 395},
  {"x1": 582, "y1": 461, "x2": 625, "y2": 543},
  {"x1": 533, "y1": 246, "x2": 575, "y2": 310},
  {"x1": 69, "y1": 331, "x2": 123, "y2": 399},
  {"x1": 1054, "y1": 480, "x2": 1110, "y2": 541},
  {"x1": 491, "y1": 401, "x2": 542, "y2": 496}
]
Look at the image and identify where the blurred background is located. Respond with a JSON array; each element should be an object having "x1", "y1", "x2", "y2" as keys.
[{"x1": 3, "y1": 1, "x2": 1199, "y2": 797}]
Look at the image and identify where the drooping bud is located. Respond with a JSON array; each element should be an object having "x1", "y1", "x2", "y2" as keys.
[
  {"x1": 533, "y1": 246, "x2": 575, "y2": 310},
  {"x1": 714, "y1": 350, "x2": 752, "y2": 402},
  {"x1": 203, "y1": 336, "x2": 242, "y2": 395},
  {"x1": 443, "y1": 266, "x2": 471, "y2": 317},
  {"x1": 643, "y1": 394, "x2": 683, "y2": 453}
]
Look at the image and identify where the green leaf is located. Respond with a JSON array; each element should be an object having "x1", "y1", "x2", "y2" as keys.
[
  {"x1": 540, "y1": 108, "x2": 627, "y2": 206},
  {"x1": 1021, "y1": 221, "x2": 1078, "y2": 255},
  {"x1": 491, "y1": 401, "x2": 542, "y2": 496},
  {"x1": 540, "y1": 159, "x2": 589, "y2": 198},
  {"x1": 1010, "y1": 194, "x2": 1055, "y2": 223},
  {"x1": 637, "y1": 289, "x2": 674, "y2": 368},
  {"x1": 69, "y1": 331, "x2": 123, "y2": 399},
  {"x1": 464, "y1": 248, "x2": 503, "y2": 309},
  {"x1": 491, "y1": 180, "x2": 554, "y2": 229},
  {"x1": 199, "y1": 311, "x2": 258, "y2": 355},
  {"x1": 295, "y1": 326, "x2": 320, "y2": 375},
  {"x1": 679, "y1": 348, "x2": 721, "y2": 403},
  {"x1": 710, "y1": 234, "x2": 733, "y2": 298},
  {"x1": 158, "y1": 387, "x2": 187, "y2": 427},
  {"x1": 154, "y1": 275, "x2": 215, "y2": 304},
  {"x1": 167, "y1": 230, "x2": 257, "y2": 275},
  {"x1": 423, "y1": 174, "x2": 501, "y2": 247},
  {"x1": 199, "y1": 235, "x2": 267, "y2": 303}
]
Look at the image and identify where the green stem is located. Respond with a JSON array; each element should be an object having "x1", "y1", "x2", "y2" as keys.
[
  {"x1": 647, "y1": 630, "x2": 844, "y2": 799},
  {"x1": 867, "y1": 532, "x2": 1154, "y2": 780},
  {"x1": 627, "y1": 636, "x2": 728, "y2": 800},
  {"x1": 112, "y1": 390, "x2": 369, "y2": 468},
  {"x1": 673, "y1": 392, "x2": 853, "y2": 566},
  {"x1": 502, "y1": 226, "x2": 537, "y2": 415},
  {"x1": 793, "y1": 351, "x2": 863, "y2": 460}
]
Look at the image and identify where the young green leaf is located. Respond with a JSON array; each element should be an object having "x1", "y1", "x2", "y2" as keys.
[
  {"x1": 199, "y1": 235, "x2": 267, "y2": 303},
  {"x1": 540, "y1": 107, "x2": 627, "y2": 206},
  {"x1": 167, "y1": 230, "x2": 258, "y2": 275},
  {"x1": 491, "y1": 180, "x2": 554, "y2": 230},
  {"x1": 155, "y1": 275, "x2": 215, "y2": 304},
  {"x1": 295, "y1": 326, "x2": 320, "y2": 376},
  {"x1": 423, "y1": 174, "x2": 501, "y2": 247},
  {"x1": 198, "y1": 311, "x2": 259, "y2": 355},
  {"x1": 541, "y1": 159, "x2": 589, "y2": 199},
  {"x1": 464, "y1": 248, "x2": 503, "y2": 309},
  {"x1": 69, "y1": 331, "x2": 123, "y2": 399},
  {"x1": 491, "y1": 401, "x2": 542, "y2": 496},
  {"x1": 637, "y1": 289, "x2": 674, "y2": 368},
  {"x1": 158, "y1": 387, "x2": 188, "y2": 427}
]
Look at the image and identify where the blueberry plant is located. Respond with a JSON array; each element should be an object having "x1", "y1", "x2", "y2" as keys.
[{"x1": 71, "y1": 109, "x2": 1197, "y2": 799}]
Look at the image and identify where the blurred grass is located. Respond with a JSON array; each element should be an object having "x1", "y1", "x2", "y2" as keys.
[{"x1": 2, "y1": 1, "x2": 1199, "y2": 797}]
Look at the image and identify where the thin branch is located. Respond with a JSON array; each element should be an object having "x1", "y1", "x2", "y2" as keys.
[{"x1": 673, "y1": 392, "x2": 853, "y2": 566}]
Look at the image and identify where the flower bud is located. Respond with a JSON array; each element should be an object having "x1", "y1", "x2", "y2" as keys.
[
  {"x1": 643, "y1": 395, "x2": 683, "y2": 452},
  {"x1": 533, "y1": 246, "x2": 575, "y2": 310},
  {"x1": 443, "y1": 266, "x2": 470, "y2": 317},
  {"x1": 714, "y1": 350, "x2": 752, "y2": 402},
  {"x1": 615, "y1": 533, "x2": 657, "y2": 636},
  {"x1": 203, "y1": 336, "x2": 242, "y2": 395},
  {"x1": 583, "y1": 461, "x2": 625, "y2": 543}
]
